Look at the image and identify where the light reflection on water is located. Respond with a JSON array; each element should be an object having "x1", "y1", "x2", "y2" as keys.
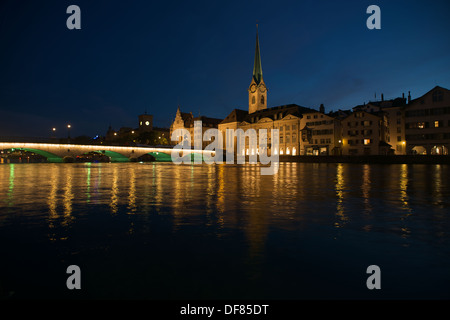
[{"x1": 0, "y1": 162, "x2": 449, "y2": 299}]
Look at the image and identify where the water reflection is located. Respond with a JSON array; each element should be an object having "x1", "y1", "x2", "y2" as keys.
[
  {"x1": 127, "y1": 166, "x2": 137, "y2": 215},
  {"x1": 63, "y1": 166, "x2": 74, "y2": 227},
  {"x1": 0, "y1": 162, "x2": 449, "y2": 247},
  {"x1": 361, "y1": 164, "x2": 372, "y2": 215},
  {"x1": 335, "y1": 163, "x2": 348, "y2": 228},
  {"x1": 110, "y1": 166, "x2": 119, "y2": 214},
  {"x1": 399, "y1": 164, "x2": 411, "y2": 212}
]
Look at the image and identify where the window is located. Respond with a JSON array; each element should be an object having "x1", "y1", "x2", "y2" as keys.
[
  {"x1": 292, "y1": 124, "x2": 297, "y2": 130},
  {"x1": 435, "y1": 121, "x2": 440, "y2": 128},
  {"x1": 252, "y1": 96, "x2": 255, "y2": 104},
  {"x1": 286, "y1": 135, "x2": 290, "y2": 143},
  {"x1": 261, "y1": 96, "x2": 265, "y2": 104},
  {"x1": 432, "y1": 91, "x2": 443, "y2": 102},
  {"x1": 286, "y1": 125, "x2": 290, "y2": 131},
  {"x1": 397, "y1": 136, "x2": 402, "y2": 142},
  {"x1": 280, "y1": 135, "x2": 283, "y2": 143},
  {"x1": 292, "y1": 134, "x2": 297, "y2": 143},
  {"x1": 397, "y1": 119, "x2": 401, "y2": 125},
  {"x1": 397, "y1": 127, "x2": 402, "y2": 133}
]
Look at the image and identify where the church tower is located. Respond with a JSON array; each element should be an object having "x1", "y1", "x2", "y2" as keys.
[{"x1": 248, "y1": 25, "x2": 267, "y2": 114}]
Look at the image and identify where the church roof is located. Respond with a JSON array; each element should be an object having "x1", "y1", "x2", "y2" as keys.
[
  {"x1": 252, "y1": 26, "x2": 263, "y2": 85},
  {"x1": 245, "y1": 104, "x2": 316, "y2": 123},
  {"x1": 221, "y1": 104, "x2": 317, "y2": 125},
  {"x1": 193, "y1": 115, "x2": 223, "y2": 126},
  {"x1": 220, "y1": 109, "x2": 249, "y2": 124}
]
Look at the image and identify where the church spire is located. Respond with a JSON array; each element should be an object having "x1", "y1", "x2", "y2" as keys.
[{"x1": 252, "y1": 24, "x2": 263, "y2": 85}]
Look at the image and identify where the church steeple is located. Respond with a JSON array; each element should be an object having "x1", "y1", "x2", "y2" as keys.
[
  {"x1": 253, "y1": 25, "x2": 263, "y2": 85},
  {"x1": 248, "y1": 24, "x2": 267, "y2": 114}
]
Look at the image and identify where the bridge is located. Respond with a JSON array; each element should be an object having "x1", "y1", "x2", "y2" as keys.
[{"x1": 0, "y1": 142, "x2": 210, "y2": 163}]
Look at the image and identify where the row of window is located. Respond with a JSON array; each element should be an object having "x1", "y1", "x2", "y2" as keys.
[
  {"x1": 278, "y1": 124, "x2": 297, "y2": 131},
  {"x1": 347, "y1": 129, "x2": 373, "y2": 136},
  {"x1": 406, "y1": 133, "x2": 450, "y2": 141},
  {"x1": 406, "y1": 120, "x2": 450, "y2": 129},
  {"x1": 243, "y1": 147, "x2": 298, "y2": 156},
  {"x1": 347, "y1": 120, "x2": 374, "y2": 127},
  {"x1": 405, "y1": 106, "x2": 450, "y2": 117},
  {"x1": 251, "y1": 96, "x2": 265, "y2": 105},
  {"x1": 312, "y1": 129, "x2": 334, "y2": 135},
  {"x1": 280, "y1": 134, "x2": 297, "y2": 143},
  {"x1": 306, "y1": 114, "x2": 325, "y2": 119},
  {"x1": 306, "y1": 120, "x2": 334, "y2": 126},
  {"x1": 348, "y1": 139, "x2": 372, "y2": 146}
]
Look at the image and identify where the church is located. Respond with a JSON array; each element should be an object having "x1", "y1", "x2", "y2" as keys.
[{"x1": 217, "y1": 27, "x2": 320, "y2": 157}]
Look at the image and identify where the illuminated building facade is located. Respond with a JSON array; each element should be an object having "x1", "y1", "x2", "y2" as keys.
[
  {"x1": 341, "y1": 110, "x2": 391, "y2": 155},
  {"x1": 405, "y1": 86, "x2": 450, "y2": 155},
  {"x1": 170, "y1": 106, "x2": 223, "y2": 148}
]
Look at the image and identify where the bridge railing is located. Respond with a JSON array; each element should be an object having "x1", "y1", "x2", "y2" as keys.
[{"x1": 0, "y1": 136, "x2": 175, "y2": 148}]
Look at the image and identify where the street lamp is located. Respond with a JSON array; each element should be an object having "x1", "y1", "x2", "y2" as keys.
[
  {"x1": 51, "y1": 127, "x2": 57, "y2": 141},
  {"x1": 67, "y1": 124, "x2": 71, "y2": 143}
]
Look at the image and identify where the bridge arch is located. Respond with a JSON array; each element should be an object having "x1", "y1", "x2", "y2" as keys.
[
  {"x1": 94, "y1": 150, "x2": 130, "y2": 162},
  {"x1": 4, "y1": 147, "x2": 63, "y2": 163},
  {"x1": 145, "y1": 152, "x2": 172, "y2": 162}
]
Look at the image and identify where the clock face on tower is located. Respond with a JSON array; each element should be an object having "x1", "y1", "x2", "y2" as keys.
[
  {"x1": 259, "y1": 84, "x2": 266, "y2": 93},
  {"x1": 250, "y1": 84, "x2": 257, "y2": 93},
  {"x1": 145, "y1": 121, "x2": 150, "y2": 126}
]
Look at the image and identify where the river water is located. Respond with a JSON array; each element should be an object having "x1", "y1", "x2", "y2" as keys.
[{"x1": 0, "y1": 162, "x2": 449, "y2": 299}]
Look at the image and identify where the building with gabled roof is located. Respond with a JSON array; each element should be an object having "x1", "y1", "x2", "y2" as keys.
[{"x1": 404, "y1": 85, "x2": 450, "y2": 155}]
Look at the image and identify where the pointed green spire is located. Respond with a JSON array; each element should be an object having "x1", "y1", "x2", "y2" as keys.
[{"x1": 252, "y1": 24, "x2": 263, "y2": 85}]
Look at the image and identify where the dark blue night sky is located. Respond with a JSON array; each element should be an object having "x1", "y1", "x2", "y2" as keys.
[{"x1": 1, "y1": 0, "x2": 449, "y2": 138}]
